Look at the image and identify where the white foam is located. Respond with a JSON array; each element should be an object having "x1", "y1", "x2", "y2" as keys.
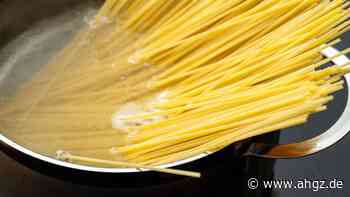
[
  {"x1": 111, "y1": 102, "x2": 146, "y2": 132},
  {"x1": 111, "y1": 99, "x2": 167, "y2": 132}
]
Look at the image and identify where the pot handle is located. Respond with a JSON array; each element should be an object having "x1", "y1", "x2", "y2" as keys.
[{"x1": 244, "y1": 47, "x2": 350, "y2": 159}]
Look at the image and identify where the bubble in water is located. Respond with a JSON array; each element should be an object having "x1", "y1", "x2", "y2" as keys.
[
  {"x1": 56, "y1": 150, "x2": 72, "y2": 162},
  {"x1": 120, "y1": 75, "x2": 127, "y2": 81},
  {"x1": 109, "y1": 147, "x2": 127, "y2": 161},
  {"x1": 111, "y1": 102, "x2": 165, "y2": 133},
  {"x1": 83, "y1": 14, "x2": 97, "y2": 29},
  {"x1": 83, "y1": 8, "x2": 99, "y2": 29},
  {"x1": 99, "y1": 16, "x2": 112, "y2": 25},
  {"x1": 155, "y1": 91, "x2": 170, "y2": 104},
  {"x1": 128, "y1": 56, "x2": 138, "y2": 64},
  {"x1": 111, "y1": 102, "x2": 146, "y2": 132},
  {"x1": 158, "y1": 91, "x2": 169, "y2": 99},
  {"x1": 128, "y1": 50, "x2": 143, "y2": 64},
  {"x1": 110, "y1": 147, "x2": 119, "y2": 154}
]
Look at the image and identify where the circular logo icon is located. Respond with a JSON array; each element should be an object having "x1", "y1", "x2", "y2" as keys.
[{"x1": 248, "y1": 178, "x2": 259, "y2": 190}]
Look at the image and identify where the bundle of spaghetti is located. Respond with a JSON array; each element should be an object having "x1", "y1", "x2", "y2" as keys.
[
  {"x1": 113, "y1": 72, "x2": 347, "y2": 165},
  {"x1": 44, "y1": 0, "x2": 350, "y2": 102},
  {"x1": 0, "y1": 0, "x2": 350, "y2": 166},
  {"x1": 106, "y1": 0, "x2": 350, "y2": 165}
]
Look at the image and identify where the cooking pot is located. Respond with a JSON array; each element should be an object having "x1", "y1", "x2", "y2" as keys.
[{"x1": 1, "y1": 0, "x2": 350, "y2": 187}]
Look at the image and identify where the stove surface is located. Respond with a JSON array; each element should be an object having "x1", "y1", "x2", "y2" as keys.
[{"x1": 0, "y1": 145, "x2": 275, "y2": 197}]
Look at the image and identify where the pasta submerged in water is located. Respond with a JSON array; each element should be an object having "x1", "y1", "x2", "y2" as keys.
[{"x1": 1, "y1": 0, "x2": 350, "y2": 166}]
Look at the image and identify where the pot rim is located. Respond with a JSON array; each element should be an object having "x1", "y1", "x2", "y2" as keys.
[{"x1": 0, "y1": 133, "x2": 211, "y2": 173}]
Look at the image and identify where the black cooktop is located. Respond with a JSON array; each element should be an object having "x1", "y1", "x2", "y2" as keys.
[{"x1": 0, "y1": 135, "x2": 277, "y2": 197}]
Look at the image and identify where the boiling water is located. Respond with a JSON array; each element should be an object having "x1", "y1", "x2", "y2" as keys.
[{"x1": 0, "y1": 3, "x2": 160, "y2": 163}]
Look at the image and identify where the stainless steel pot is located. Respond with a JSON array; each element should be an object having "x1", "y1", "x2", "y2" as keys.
[{"x1": 0, "y1": 0, "x2": 349, "y2": 182}]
